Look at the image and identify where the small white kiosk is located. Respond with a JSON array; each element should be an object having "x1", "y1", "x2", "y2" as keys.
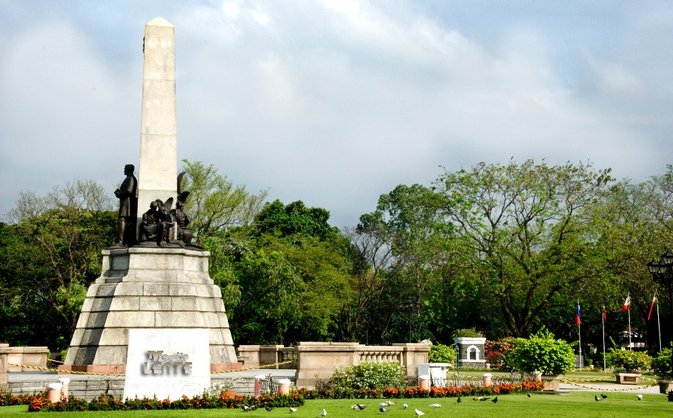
[
  {"x1": 453, "y1": 337, "x2": 487, "y2": 368},
  {"x1": 416, "y1": 363, "x2": 452, "y2": 387}
]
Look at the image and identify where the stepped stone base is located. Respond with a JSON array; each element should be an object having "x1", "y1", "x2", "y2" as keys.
[{"x1": 61, "y1": 246, "x2": 238, "y2": 372}]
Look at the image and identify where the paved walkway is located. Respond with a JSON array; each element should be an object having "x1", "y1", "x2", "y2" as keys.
[{"x1": 558, "y1": 380, "x2": 661, "y2": 394}]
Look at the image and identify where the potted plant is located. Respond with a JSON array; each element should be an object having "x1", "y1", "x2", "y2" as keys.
[
  {"x1": 605, "y1": 348, "x2": 652, "y2": 385},
  {"x1": 508, "y1": 329, "x2": 574, "y2": 391},
  {"x1": 652, "y1": 347, "x2": 672, "y2": 394}
]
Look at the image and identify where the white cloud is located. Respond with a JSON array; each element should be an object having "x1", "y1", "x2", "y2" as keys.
[
  {"x1": 587, "y1": 57, "x2": 645, "y2": 96},
  {"x1": 221, "y1": 0, "x2": 240, "y2": 20},
  {"x1": 249, "y1": 9, "x2": 269, "y2": 26}
]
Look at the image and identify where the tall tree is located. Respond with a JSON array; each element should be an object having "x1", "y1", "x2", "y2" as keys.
[
  {"x1": 435, "y1": 160, "x2": 613, "y2": 337},
  {"x1": 180, "y1": 160, "x2": 268, "y2": 244},
  {"x1": 353, "y1": 184, "x2": 460, "y2": 343},
  {"x1": 1, "y1": 180, "x2": 116, "y2": 350},
  {"x1": 209, "y1": 200, "x2": 354, "y2": 345}
]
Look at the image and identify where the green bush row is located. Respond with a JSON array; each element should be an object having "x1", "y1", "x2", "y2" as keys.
[{"x1": 330, "y1": 362, "x2": 407, "y2": 390}]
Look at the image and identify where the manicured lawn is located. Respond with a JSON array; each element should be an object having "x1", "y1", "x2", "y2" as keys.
[{"x1": 2, "y1": 393, "x2": 671, "y2": 418}]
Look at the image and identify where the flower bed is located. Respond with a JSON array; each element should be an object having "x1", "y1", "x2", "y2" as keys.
[
  {"x1": 17, "y1": 392, "x2": 304, "y2": 412},
  {"x1": 298, "y1": 381, "x2": 542, "y2": 399},
  {"x1": 2, "y1": 381, "x2": 543, "y2": 412}
]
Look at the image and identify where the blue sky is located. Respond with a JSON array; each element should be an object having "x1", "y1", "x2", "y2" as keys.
[{"x1": 1, "y1": 0, "x2": 672, "y2": 227}]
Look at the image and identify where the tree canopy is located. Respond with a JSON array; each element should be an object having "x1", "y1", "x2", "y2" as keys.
[{"x1": 1, "y1": 160, "x2": 672, "y2": 356}]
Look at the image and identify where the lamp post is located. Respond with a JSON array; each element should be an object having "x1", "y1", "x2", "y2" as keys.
[{"x1": 647, "y1": 251, "x2": 673, "y2": 382}]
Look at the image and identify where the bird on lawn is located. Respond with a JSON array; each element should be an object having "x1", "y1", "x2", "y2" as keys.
[
  {"x1": 289, "y1": 407, "x2": 298, "y2": 413},
  {"x1": 264, "y1": 405, "x2": 273, "y2": 411},
  {"x1": 321, "y1": 408, "x2": 327, "y2": 417},
  {"x1": 402, "y1": 403, "x2": 408, "y2": 409},
  {"x1": 379, "y1": 406, "x2": 387, "y2": 413},
  {"x1": 637, "y1": 394, "x2": 643, "y2": 401},
  {"x1": 479, "y1": 397, "x2": 490, "y2": 401},
  {"x1": 457, "y1": 396, "x2": 462, "y2": 403},
  {"x1": 242, "y1": 405, "x2": 256, "y2": 412},
  {"x1": 414, "y1": 408, "x2": 425, "y2": 417},
  {"x1": 526, "y1": 392, "x2": 531, "y2": 398},
  {"x1": 600, "y1": 394, "x2": 608, "y2": 399},
  {"x1": 429, "y1": 403, "x2": 441, "y2": 408},
  {"x1": 492, "y1": 397, "x2": 498, "y2": 404},
  {"x1": 351, "y1": 404, "x2": 366, "y2": 410},
  {"x1": 594, "y1": 395, "x2": 601, "y2": 401}
]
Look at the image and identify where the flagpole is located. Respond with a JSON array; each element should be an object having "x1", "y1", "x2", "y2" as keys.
[
  {"x1": 624, "y1": 293, "x2": 632, "y2": 350},
  {"x1": 578, "y1": 320, "x2": 582, "y2": 371},
  {"x1": 657, "y1": 301, "x2": 662, "y2": 352},
  {"x1": 601, "y1": 306, "x2": 606, "y2": 371},
  {"x1": 627, "y1": 305, "x2": 632, "y2": 350}
]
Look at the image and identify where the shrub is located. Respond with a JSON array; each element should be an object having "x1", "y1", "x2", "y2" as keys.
[
  {"x1": 606, "y1": 348, "x2": 651, "y2": 373},
  {"x1": 509, "y1": 329, "x2": 575, "y2": 376},
  {"x1": 331, "y1": 362, "x2": 407, "y2": 390},
  {"x1": 452, "y1": 328, "x2": 483, "y2": 338},
  {"x1": 652, "y1": 347, "x2": 672, "y2": 379},
  {"x1": 429, "y1": 344, "x2": 455, "y2": 365},
  {"x1": 485, "y1": 337, "x2": 517, "y2": 369}
]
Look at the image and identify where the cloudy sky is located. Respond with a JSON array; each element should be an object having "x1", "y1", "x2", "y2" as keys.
[{"x1": 1, "y1": 1, "x2": 672, "y2": 227}]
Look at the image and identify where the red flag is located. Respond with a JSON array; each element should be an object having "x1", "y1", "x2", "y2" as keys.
[
  {"x1": 575, "y1": 302, "x2": 581, "y2": 326},
  {"x1": 602, "y1": 306, "x2": 607, "y2": 323},
  {"x1": 621, "y1": 295, "x2": 631, "y2": 313},
  {"x1": 647, "y1": 295, "x2": 657, "y2": 321}
]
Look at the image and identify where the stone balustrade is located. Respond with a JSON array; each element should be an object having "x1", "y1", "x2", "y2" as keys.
[
  {"x1": 238, "y1": 342, "x2": 430, "y2": 387},
  {"x1": 1, "y1": 343, "x2": 50, "y2": 391}
]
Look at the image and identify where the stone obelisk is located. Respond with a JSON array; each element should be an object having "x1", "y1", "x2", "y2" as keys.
[
  {"x1": 61, "y1": 19, "x2": 239, "y2": 396},
  {"x1": 137, "y1": 17, "x2": 177, "y2": 218}
]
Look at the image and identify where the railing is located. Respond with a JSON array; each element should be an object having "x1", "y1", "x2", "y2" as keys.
[
  {"x1": 359, "y1": 348, "x2": 403, "y2": 364},
  {"x1": 238, "y1": 342, "x2": 431, "y2": 387}
]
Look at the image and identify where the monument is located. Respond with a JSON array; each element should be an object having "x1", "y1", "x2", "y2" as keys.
[{"x1": 61, "y1": 18, "x2": 239, "y2": 399}]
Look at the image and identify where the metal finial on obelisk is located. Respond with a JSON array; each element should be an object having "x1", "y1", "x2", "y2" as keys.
[{"x1": 137, "y1": 17, "x2": 177, "y2": 221}]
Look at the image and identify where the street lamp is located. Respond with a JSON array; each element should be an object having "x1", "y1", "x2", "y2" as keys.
[{"x1": 647, "y1": 251, "x2": 673, "y2": 381}]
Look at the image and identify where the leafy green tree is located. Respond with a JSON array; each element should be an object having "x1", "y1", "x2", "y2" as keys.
[
  {"x1": 353, "y1": 184, "x2": 466, "y2": 344},
  {"x1": 435, "y1": 160, "x2": 613, "y2": 337},
  {"x1": 235, "y1": 248, "x2": 304, "y2": 344},
  {"x1": 180, "y1": 160, "x2": 268, "y2": 244},
  {"x1": 254, "y1": 200, "x2": 338, "y2": 240},
  {"x1": 213, "y1": 200, "x2": 355, "y2": 345},
  {"x1": 576, "y1": 180, "x2": 662, "y2": 351},
  {"x1": 0, "y1": 180, "x2": 116, "y2": 351}
]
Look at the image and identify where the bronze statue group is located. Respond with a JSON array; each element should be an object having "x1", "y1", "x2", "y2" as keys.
[{"x1": 114, "y1": 164, "x2": 193, "y2": 248}]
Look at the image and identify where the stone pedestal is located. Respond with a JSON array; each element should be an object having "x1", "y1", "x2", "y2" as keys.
[
  {"x1": 615, "y1": 372, "x2": 641, "y2": 385},
  {"x1": 61, "y1": 246, "x2": 238, "y2": 374},
  {"x1": 0, "y1": 343, "x2": 9, "y2": 390},
  {"x1": 541, "y1": 375, "x2": 561, "y2": 392}
]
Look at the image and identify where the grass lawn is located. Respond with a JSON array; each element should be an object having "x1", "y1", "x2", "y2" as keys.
[{"x1": 1, "y1": 393, "x2": 670, "y2": 418}]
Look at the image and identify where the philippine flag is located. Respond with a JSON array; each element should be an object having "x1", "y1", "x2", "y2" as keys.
[{"x1": 621, "y1": 295, "x2": 631, "y2": 313}]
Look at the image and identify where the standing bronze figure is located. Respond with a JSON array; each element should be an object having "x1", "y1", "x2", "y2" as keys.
[{"x1": 114, "y1": 164, "x2": 138, "y2": 245}]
